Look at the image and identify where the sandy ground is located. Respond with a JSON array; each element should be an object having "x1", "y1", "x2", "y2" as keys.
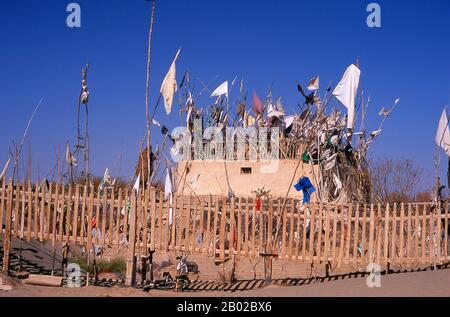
[{"x1": 1, "y1": 268, "x2": 450, "y2": 297}]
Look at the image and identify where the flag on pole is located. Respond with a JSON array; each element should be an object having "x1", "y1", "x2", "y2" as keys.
[
  {"x1": 267, "y1": 97, "x2": 285, "y2": 118},
  {"x1": 65, "y1": 143, "x2": 77, "y2": 167},
  {"x1": 103, "y1": 168, "x2": 111, "y2": 184},
  {"x1": 307, "y1": 76, "x2": 320, "y2": 91},
  {"x1": 66, "y1": 143, "x2": 71, "y2": 164},
  {"x1": 152, "y1": 118, "x2": 161, "y2": 127},
  {"x1": 160, "y1": 49, "x2": 181, "y2": 115},
  {"x1": 436, "y1": 108, "x2": 450, "y2": 157},
  {"x1": 211, "y1": 81, "x2": 228, "y2": 98},
  {"x1": 252, "y1": 91, "x2": 264, "y2": 115},
  {"x1": 332, "y1": 64, "x2": 361, "y2": 129}
]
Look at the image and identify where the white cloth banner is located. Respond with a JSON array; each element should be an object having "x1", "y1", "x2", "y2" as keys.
[
  {"x1": 436, "y1": 109, "x2": 450, "y2": 156},
  {"x1": 211, "y1": 81, "x2": 228, "y2": 98},
  {"x1": 332, "y1": 64, "x2": 361, "y2": 129},
  {"x1": 160, "y1": 49, "x2": 181, "y2": 115}
]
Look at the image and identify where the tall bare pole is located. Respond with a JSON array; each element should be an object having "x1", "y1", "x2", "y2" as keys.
[
  {"x1": 12, "y1": 98, "x2": 44, "y2": 183},
  {"x1": 145, "y1": 0, "x2": 156, "y2": 188}
]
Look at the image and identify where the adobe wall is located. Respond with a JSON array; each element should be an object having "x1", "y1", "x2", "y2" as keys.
[{"x1": 176, "y1": 159, "x2": 319, "y2": 200}]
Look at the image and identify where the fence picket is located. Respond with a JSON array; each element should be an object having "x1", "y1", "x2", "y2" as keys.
[
  {"x1": 26, "y1": 181, "x2": 32, "y2": 241},
  {"x1": 116, "y1": 188, "x2": 122, "y2": 247},
  {"x1": 399, "y1": 203, "x2": 405, "y2": 264},
  {"x1": 0, "y1": 178, "x2": 5, "y2": 235},
  {"x1": 345, "y1": 205, "x2": 352, "y2": 264},
  {"x1": 353, "y1": 204, "x2": 360, "y2": 265},
  {"x1": 407, "y1": 204, "x2": 412, "y2": 266},
  {"x1": 33, "y1": 181, "x2": 39, "y2": 240},
  {"x1": 421, "y1": 205, "x2": 427, "y2": 264},
  {"x1": 80, "y1": 186, "x2": 87, "y2": 245},
  {"x1": 384, "y1": 204, "x2": 390, "y2": 263},
  {"x1": 159, "y1": 191, "x2": 164, "y2": 251},
  {"x1": 295, "y1": 201, "x2": 302, "y2": 260},
  {"x1": 289, "y1": 200, "x2": 295, "y2": 260},
  {"x1": 72, "y1": 185, "x2": 80, "y2": 243},
  {"x1": 14, "y1": 183, "x2": 21, "y2": 237},
  {"x1": 391, "y1": 204, "x2": 397, "y2": 265},
  {"x1": 445, "y1": 202, "x2": 449, "y2": 263},
  {"x1": 308, "y1": 204, "x2": 316, "y2": 263},
  {"x1": 219, "y1": 198, "x2": 226, "y2": 261},
  {"x1": 324, "y1": 204, "x2": 331, "y2": 263}
]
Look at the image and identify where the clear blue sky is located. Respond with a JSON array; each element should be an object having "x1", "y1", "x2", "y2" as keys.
[{"x1": 0, "y1": 0, "x2": 449, "y2": 189}]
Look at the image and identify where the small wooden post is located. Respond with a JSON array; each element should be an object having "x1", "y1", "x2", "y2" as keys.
[
  {"x1": 2, "y1": 182, "x2": 13, "y2": 274},
  {"x1": 125, "y1": 192, "x2": 137, "y2": 286}
]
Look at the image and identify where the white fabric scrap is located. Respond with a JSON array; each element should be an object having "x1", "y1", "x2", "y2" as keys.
[
  {"x1": 190, "y1": 174, "x2": 200, "y2": 190},
  {"x1": 324, "y1": 153, "x2": 338, "y2": 171},
  {"x1": 284, "y1": 116, "x2": 295, "y2": 129},
  {"x1": 133, "y1": 174, "x2": 140, "y2": 194},
  {"x1": 103, "y1": 168, "x2": 111, "y2": 184},
  {"x1": 211, "y1": 81, "x2": 229, "y2": 98},
  {"x1": 370, "y1": 129, "x2": 382, "y2": 138},
  {"x1": 160, "y1": 49, "x2": 181, "y2": 115},
  {"x1": 65, "y1": 144, "x2": 77, "y2": 167},
  {"x1": 436, "y1": 108, "x2": 450, "y2": 156},
  {"x1": 333, "y1": 173, "x2": 343, "y2": 196},
  {"x1": 332, "y1": 64, "x2": 361, "y2": 129},
  {"x1": 307, "y1": 76, "x2": 320, "y2": 91},
  {"x1": 378, "y1": 107, "x2": 392, "y2": 117},
  {"x1": 152, "y1": 118, "x2": 161, "y2": 127}
]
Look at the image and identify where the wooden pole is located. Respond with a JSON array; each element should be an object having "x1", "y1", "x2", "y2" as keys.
[
  {"x1": 145, "y1": 0, "x2": 156, "y2": 187},
  {"x1": 2, "y1": 181, "x2": 13, "y2": 274},
  {"x1": 11, "y1": 98, "x2": 44, "y2": 181}
]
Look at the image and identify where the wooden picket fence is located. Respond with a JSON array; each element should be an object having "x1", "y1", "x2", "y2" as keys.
[{"x1": 1, "y1": 179, "x2": 450, "y2": 270}]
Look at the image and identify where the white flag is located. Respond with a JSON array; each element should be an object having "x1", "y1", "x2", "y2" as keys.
[
  {"x1": 66, "y1": 143, "x2": 71, "y2": 164},
  {"x1": 268, "y1": 98, "x2": 285, "y2": 118},
  {"x1": 307, "y1": 76, "x2": 320, "y2": 91},
  {"x1": 0, "y1": 156, "x2": 11, "y2": 180},
  {"x1": 103, "y1": 168, "x2": 111, "y2": 184},
  {"x1": 152, "y1": 118, "x2": 161, "y2": 127},
  {"x1": 133, "y1": 174, "x2": 141, "y2": 193},
  {"x1": 332, "y1": 64, "x2": 361, "y2": 129},
  {"x1": 284, "y1": 116, "x2": 295, "y2": 129},
  {"x1": 211, "y1": 81, "x2": 228, "y2": 98},
  {"x1": 436, "y1": 108, "x2": 450, "y2": 156},
  {"x1": 160, "y1": 49, "x2": 181, "y2": 115}
]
